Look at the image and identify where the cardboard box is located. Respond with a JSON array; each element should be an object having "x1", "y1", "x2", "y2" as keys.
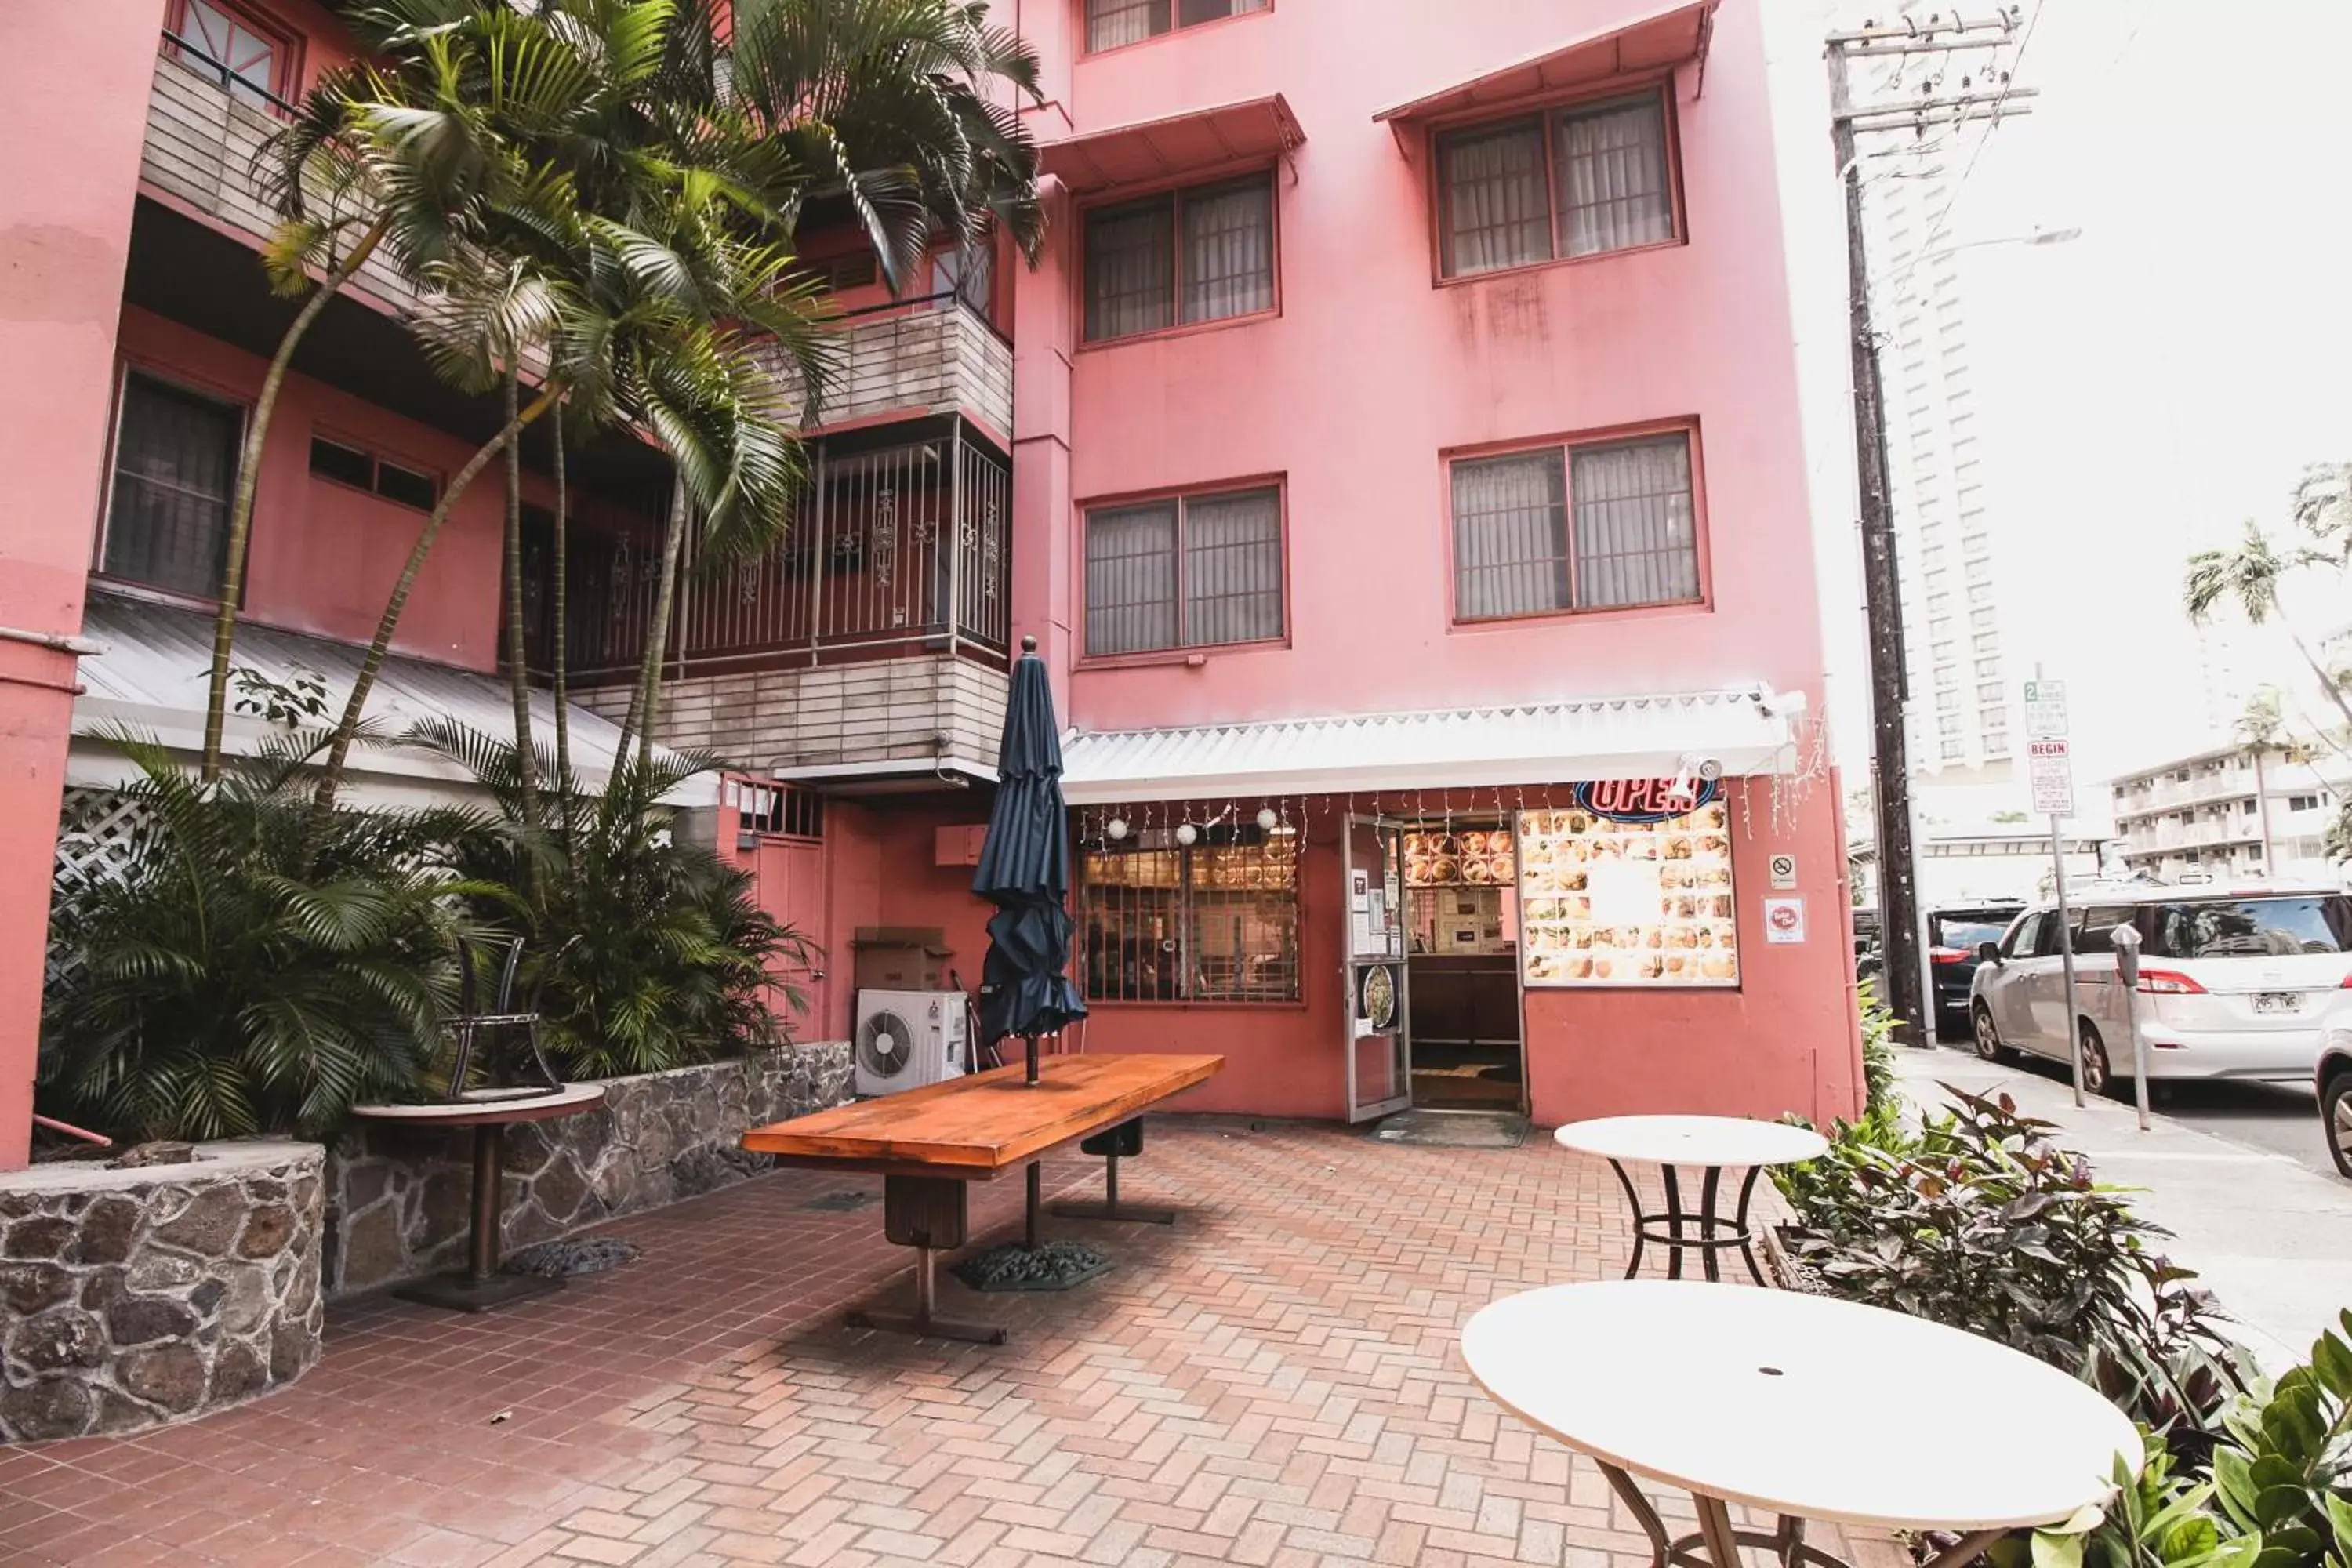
[{"x1": 853, "y1": 927, "x2": 953, "y2": 991}]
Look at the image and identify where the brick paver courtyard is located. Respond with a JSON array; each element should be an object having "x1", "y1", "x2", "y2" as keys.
[{"x1": 0, "y1": 1119, "x2": 1851, "y2": 1568}]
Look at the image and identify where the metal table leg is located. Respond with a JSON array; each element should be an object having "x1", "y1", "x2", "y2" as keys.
[
  {"x1": 1598, "y1": 1461, "x2": 1852, "y2": 1568},
  {"x1": 1609, "y1": 1159, "x2": 1647, "y2": 1280},
  {"x1": 847, "y1": 1243, "x2": 1007, "y2": 1345},
  {"x1": 1051, "y1": 1149, "x2": 1178, "y2": 1225},
  {"x1": 394, "y1": 1121, "x2": 561, "y2": 1313},
  {"x1": 847, "y1": 1174, "x2": 1007, "y2": 1345},
  {"x1": 1613, "y1": 1161, "x2": 1766, "y2": 1283},
  {"x1": 1662, "y1": 1166, "x2": 1687, "y2": 1279},
  {"x1": 1733, "y1": 1165, "x2": 1768, "y2": 1286}
]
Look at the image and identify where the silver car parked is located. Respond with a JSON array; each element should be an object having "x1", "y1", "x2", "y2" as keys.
[{"x1": 1968, "y1": 884, "x2": 2352, "y2": 1095}]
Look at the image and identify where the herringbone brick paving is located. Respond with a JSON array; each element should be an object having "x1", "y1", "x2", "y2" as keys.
[{"x1": 0, "y1": 1119, "x2": 1857, "y2": 1566}]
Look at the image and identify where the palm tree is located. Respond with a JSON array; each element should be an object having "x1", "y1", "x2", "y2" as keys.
[
  {"x1": 2183, "y1": 519, "x2": 2352, "y2": 735},
  {"x1": 197, "y1": 63, "x2": 481, "y2": 781}
]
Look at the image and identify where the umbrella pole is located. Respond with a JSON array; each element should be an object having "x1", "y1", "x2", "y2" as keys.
[
  {"x1": 1025, "y1": 1033, "x2": 1040, "y2": 1086},
  {"x1": 1026, "y1": 1163, "x2": 1041, "y2": 1250}
]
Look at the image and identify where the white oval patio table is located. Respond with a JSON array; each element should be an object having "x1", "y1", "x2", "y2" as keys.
[
  {"x1": 1555, "y1": 1115, "x2": 1828, "y2": 1284},
  {"x1": 348, "y1": 1083, "x2": 606, "y2": 1313},
  {"x1": 1463, "y1": 1280, "x2": 2140, "y2": 1568}
]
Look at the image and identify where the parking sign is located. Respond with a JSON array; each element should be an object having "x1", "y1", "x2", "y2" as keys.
[{"x1": 2028, "y1": 737, "x2": 2074, "y2": 817}]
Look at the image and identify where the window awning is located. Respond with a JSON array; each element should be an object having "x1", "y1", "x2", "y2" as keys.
[
  {"x1": 1037, "y1": 93, "x2": 1304, "y2": 195},
  {"x1": 1057, "y1": 685, "x2": 1802, "y2": 805},
  {"x1": 1372, "y1": 0, "x2": 1717, "y2": 130},
  {"x1": 67, "y1": 595, "x2": 718, "y2": 809}
]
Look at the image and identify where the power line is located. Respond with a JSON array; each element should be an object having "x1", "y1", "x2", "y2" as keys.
[{"x1": 1918, "y1": 0, "x2": 2045, "y2": 249}]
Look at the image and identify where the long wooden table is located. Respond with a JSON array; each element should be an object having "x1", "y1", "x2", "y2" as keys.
[{"x1": 742, "y1": 1053, "x2": 1222, "y2": 1343}]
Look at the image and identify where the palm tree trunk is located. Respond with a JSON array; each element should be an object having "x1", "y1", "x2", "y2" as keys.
[
  {"x1": 314, "y1": 384, "x2": 561, "y2": 816},
  {"x1": 201, "y1": 214, "x2": 393, "y2": 782},
  {"x1": 2279, "y1": 601, "x2": 2352, "y2": 736},
  {"x1": 500, "y1": 365, "x2": 541, "y2": 824},
  {"x1": 550, "y1": 401, "x2": 571, "y2": 790},
  {"x1": 619, "y1": 475, "x2": 688, "y2": 767}
]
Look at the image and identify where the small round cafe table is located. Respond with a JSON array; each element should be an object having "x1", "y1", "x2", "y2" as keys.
[
  {"x1": 348, "y1": 1084, "x2": 605, "y2": 1312},
  {"x1": 1554, "y1": 1116, "x2": 1828, "y2": 1284},
  {"x1": 1463, "y1": 1280, "x2": 2140, "y2": 1568}
]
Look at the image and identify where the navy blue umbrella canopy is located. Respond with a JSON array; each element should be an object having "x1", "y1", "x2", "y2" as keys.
[{"x1": 975, "y1": 637, "x2": 1088, "y2": 1047}]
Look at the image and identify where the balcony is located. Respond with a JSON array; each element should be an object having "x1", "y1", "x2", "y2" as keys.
[
  {"x1": 532, "y1": 424, "x2": 1011, "y2": 776},
  {"x1": 140, "y1": 41, "x2": 419, "y2": 313},
  {"x1": 756, "y1": 297, "x2": 1014, "y2": 441}
]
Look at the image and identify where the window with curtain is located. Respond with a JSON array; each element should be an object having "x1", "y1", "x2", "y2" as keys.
[
  {"x1": 1436, "y1": 90, "x2": 1677, "y2": 278},
  {"x1": 1083, "y1": 173, "x2": 1275, "y2": 343},
  {"x1": 103, "y1": 372, "x2": 241, "y2": 600},
  {"x1": 1081, "y1": 829, "x2": 1298, "y2": 1004},
  {"x1": 1450, "y1": 431, "x2": 1699, "y2": 620},
  {"x1": 1086, "y1": 485, "x2": 1283, "y2": 655},
  {"x1": 1086, "y1": 0, "x2": 1268, "y2": 53}
]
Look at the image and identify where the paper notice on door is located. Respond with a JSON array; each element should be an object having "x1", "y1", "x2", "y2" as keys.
[
  {"x1": 1352, "y1": 909, "x2": 1375, "y2": 955},
  {"x1": 1587, "y1": 860, "x2": 1665, "y2": 927}
]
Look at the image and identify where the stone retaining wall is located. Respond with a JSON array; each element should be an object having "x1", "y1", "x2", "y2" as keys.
[
  {"x1": 323, "y1": 1042, "x2": 855, "y2": 1298},
  {"x1": 0, "y1": 1142, "x2": 323, "y2": 1442}
]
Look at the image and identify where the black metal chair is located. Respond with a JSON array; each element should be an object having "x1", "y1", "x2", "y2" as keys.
[{"x1": 442, "y1": 936, "x2": 572, "y2": 1101}]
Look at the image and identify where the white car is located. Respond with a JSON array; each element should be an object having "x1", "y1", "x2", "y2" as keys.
[{"x1": 1968, "y1": 884, "x2": 2352, "y2": 1095}]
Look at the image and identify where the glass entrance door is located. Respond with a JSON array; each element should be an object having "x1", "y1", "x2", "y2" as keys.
[{"x1": 1342, "y1": 815, "x2": 1410, "y2": 1122}]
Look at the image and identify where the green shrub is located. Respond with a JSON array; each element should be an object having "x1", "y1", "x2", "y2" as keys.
[
  {"x1": 1779, "y1": 1087, "x2": 2249, "y2": 1461},
  {"x1": 38, "y1": 733, "x2": 481, "y2": 1140},
  {"x1": 1859, "y1": 975, "x2": 1899, "y2": 1118},
  {"x1": 408, "y1": 720, "x2": 811, "y2": 1080}
]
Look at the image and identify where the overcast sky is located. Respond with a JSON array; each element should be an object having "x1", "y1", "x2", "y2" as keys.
[{"x1": 1839, "y1": 0, "x2": 2352, "y2": 787}]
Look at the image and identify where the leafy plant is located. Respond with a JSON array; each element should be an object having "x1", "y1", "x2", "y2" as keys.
[
  {"x1": 1996, "y1": 1436, "x2": 2264, "y2": 1568},
  {"x1": 38, "y1": 731, "x2": 485, "y2": 1140},
  {"x1": 229, "y1": 664, "x2": 329, "y2": 725},
  {"x1": 407, "y1": 719, "x2": 810, "y2": 1079},
  {"x1": 1860, "y1": 975, "x2": 1899, "y2": 1118},
  {"x1": 1778, "y1": 1087, "x2": 2250, "y2": 1459},
  {"x1": 2214, "y1": 1316, "x2": 2352, "y2": 1566}
]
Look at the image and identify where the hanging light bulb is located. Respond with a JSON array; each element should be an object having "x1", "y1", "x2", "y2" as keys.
[
  {"x1": 1106, "y1": 817, "x2": 1129, "y2": 841},
  {"x1": 1174, "y1": 822, "x2": 1198, "y2": 847},
  {"x1": 1256, "y1": 807, "x2": 1279, "y2": 833}
]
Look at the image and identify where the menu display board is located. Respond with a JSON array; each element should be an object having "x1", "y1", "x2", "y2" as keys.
[
  {"x1": 1403, "y1": 829, "x2": 1515, "y2": 887},
  {"x1": 1516, "y1": 800, "x2": 1737, "y2": 988}
]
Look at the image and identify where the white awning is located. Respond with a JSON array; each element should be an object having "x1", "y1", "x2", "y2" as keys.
[
  {"x1": 1058, "y1": 686, "x2": 1802, "y2": 806},
  {"x1": 67, "y1": 594, "x2": 717, "y2": 809}
]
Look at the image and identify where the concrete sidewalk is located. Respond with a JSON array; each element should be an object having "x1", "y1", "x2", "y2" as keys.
[{"x1": 1896, "y1": 1047, "x2": 2352, "y2": 1373}]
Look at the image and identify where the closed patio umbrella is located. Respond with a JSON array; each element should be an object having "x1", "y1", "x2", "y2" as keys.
[
  {"x1": 974, "y1": 636, "x2": 1087, "y2": 1078},
  {"x1": 963, "y1": 636, "x2": 1100, "y2": 1278}
]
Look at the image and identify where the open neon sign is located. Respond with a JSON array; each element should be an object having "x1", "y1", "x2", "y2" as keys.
[{"x1": 1573, "y1": 777, "x2": 1722, "y2": 824}]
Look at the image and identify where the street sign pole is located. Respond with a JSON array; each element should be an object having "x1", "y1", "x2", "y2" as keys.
[{"x1": 2026, "y1": 670, "x2": 2085, "y2": 1107}]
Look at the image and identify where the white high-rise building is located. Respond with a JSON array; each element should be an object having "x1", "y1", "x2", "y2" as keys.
[{"x1": 1864, "y1": 139, "x2": 2020, "y2": 808}]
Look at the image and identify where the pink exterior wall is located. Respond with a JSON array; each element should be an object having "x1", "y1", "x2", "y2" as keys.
[
  {"x1": 110, "y1": 307, "x2": 617, "y2": 670},
  {"x1": 0, "y1": 0, "x2": 172, "y2": 1169},
  {"x1": 1009, "y1": 1, "x2": 1863, "y2": 1127}
]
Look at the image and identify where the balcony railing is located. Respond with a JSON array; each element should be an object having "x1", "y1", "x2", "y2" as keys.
[
  {"x1": 142, "y1": 43, "x2": 422, "y2": 312},
  {"x1": 756, "y1": 295, "x2": 1014, "y2": 440},
  {"x1": 530, "y1": 425, "x2": 1010, "y2": 685}
]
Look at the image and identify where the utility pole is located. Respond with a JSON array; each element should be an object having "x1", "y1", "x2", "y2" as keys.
[{"x1": 1826, "y1": 10, "x2": 2036, "y2": 1049}]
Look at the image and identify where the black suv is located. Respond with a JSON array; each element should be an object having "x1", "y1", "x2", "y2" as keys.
[{"x1": 1857, "y1": 903, "x2": 2025, "y2": 1037}]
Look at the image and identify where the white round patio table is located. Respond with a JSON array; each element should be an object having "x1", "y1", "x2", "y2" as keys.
[
  {"x1": 1555, "y1": 1116, "x2": 1828, "y2": 1284},
  {"x1": 1463, "y1": 1280, "x2": 2139, "y2": 1568}
]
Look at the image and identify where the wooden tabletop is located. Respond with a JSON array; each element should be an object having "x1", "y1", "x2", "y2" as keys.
[
  {"x1": 742, "y1": 1054, "x2": 1223, "y2": 1175},
  {"x1": 1462, "y1": 1281, "x2": 2138, "y2": 1531},
  {"x1": 1552, "y1": 1115, "x2": 1828, "y2": 1169}
]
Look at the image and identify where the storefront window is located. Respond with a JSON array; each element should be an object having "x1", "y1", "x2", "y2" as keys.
[
  {"x1": 1080, "y1": 827, "x2": 1299, "y2": 1003},
  {"x1": 1517, "y1": 796, "x2": 1738, "y2": 986}
]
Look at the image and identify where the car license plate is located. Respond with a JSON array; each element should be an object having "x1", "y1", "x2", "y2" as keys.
[{"x1": 2252, "y1": 992, "x2": 2302, "y2": 1014}]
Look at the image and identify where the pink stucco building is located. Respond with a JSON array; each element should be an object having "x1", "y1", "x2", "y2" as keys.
[{"x1": 0, "y1": 0, "x2": 1860, "y2": 1168}]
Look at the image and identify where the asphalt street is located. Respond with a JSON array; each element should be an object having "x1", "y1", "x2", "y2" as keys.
[{"x1": 1932, "y1": 1038, "x2": 2338, "y2": 1177}]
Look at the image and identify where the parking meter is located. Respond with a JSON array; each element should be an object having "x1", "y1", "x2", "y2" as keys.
[{"x1": 2111, "y1": 924, "x2": 2151, "y2": 1130}]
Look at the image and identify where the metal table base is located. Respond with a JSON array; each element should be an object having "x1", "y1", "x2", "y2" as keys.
[
  {"x1": 1606, "y1": 1160, "x2": 1769, "y2": 1285},
  {"x1": 394, "y1": 1121, "x2": 563, "y2": 1314},
  {"x1": 1602, "y1": 1461, "x2": 2007, "y2": 1568}
]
